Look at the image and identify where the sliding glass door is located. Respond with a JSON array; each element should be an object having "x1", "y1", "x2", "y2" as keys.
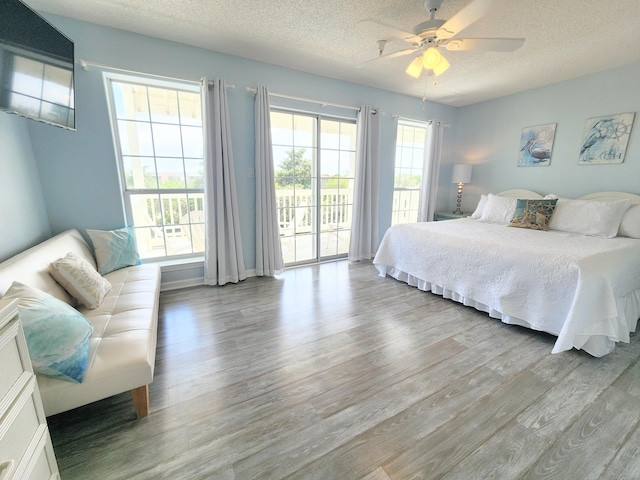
[{"x1": 270, "y1": 111, "x2": 356, "y2": 265}]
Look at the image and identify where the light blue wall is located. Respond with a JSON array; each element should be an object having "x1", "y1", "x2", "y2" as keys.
[
  {"x1": 0, "y1": 114, "x2": 50, "y2": 262},
  {"x1": 26, "y1": 14, "x2": 458, "y2": 281},
  {"x1": 453, "y1": 61, "x2": 640, "y2": 212},
  {"x1": 11, "y1": 12, "x2": 639, "y2": 284}
]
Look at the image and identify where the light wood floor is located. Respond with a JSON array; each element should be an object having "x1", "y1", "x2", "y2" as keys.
[{"x1": 48, "y1": 260, "x2": 640, "y2": 479}]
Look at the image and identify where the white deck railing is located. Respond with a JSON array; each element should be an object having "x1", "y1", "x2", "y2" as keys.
[
  {"x1": 275, "y1": 189, "x2": 353, "y2": 234},
  {"x1": 134, "y1": 188, "x2": 415, "y2": 256}
]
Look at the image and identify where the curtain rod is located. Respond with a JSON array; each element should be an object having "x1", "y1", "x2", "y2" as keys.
[
  {"x1": 392, "y1": 114, "x2": 450, "y2": 127},
  {"x1": 202, "y1": 79, "x2": 236, "y2": 89},
  {"x1": 246, "y1": 87, "x2": 377, "y2": 114},
  {"x1": 76, "y1": 59, "x2": 235, "y2": 89}
]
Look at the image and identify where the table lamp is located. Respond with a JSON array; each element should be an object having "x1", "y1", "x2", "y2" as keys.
[{"x1": 451, "y1": 164, "x2": 472, "y2": 215}]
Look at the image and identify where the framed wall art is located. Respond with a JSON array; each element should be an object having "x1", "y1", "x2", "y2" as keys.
[
  {"x1": 518, "y1": 123, "x2": 556, "y2": 167},
  {"x1": 578, "y1": 112, "x2": 635, "y2": 164}
]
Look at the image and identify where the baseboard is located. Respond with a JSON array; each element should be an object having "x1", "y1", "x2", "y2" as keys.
[
  {"x1": 160, "y1": 269, "x2": 257, "y2": 291},
  {"x1": 160, "y1": 277, "x2": 204, "y2": 291}
]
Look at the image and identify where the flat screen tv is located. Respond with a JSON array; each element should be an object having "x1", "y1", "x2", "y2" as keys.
[{"x1": 0, "y1": 0, "x2": 75, "y2": 130}]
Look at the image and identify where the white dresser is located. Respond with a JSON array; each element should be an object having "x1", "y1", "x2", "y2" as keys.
[{"x1": 0, "y1": 299, "x2": 59, "y2": 480}]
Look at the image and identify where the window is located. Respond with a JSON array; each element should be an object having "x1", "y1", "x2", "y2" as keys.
[
  {"x1": 270, "y1": 110, "x2": 356, "y2": 265},
  {"x1": 105, "y1": 75, "x2": 204, "y2": 260},
  {"x1": 391, "y1": 120, "x2": 428, "y2": 225}
]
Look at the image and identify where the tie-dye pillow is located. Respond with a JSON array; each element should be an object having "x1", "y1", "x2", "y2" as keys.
[
  {"x1": 3, "y1": 282, "x2": 93, "y2": 383},
  {"x1": 86, "y1": 227, "x2": 141, "y2": 275}
]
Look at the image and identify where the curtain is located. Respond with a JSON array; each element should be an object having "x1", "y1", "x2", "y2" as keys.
[
  {"x1": 417, "y1": 121, "x2": 445, "y2": 222},
  {"x1": 348, "y1": 106, "x2": 380, "y2": 261},
  {"x1": 201, "y1": 78, "x2": 246, "y2": 285},
  {"x1": 254, "y1": 87, "x2": 284, "y2": 276}
]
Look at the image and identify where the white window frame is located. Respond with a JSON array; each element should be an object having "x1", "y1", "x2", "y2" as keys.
[
  {"x1": 391, "y1": 118, "x2": 429, "y2": 225},
  {"x1": 103, "y1": 71, "x2": 204, "y2": 261}
]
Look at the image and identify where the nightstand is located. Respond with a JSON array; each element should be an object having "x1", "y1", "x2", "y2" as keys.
[{"x1": 434, "y1": 212, "x2": 469, "y2": 221}]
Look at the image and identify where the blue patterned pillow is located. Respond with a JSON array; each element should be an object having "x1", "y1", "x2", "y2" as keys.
[
  {"x1": 3, "y1": 282, "x2": 93, "y2": 383},
  {"x1": 86, "y1": 226, "x2": 141, "y2": 275},
  {"x1": 508, "y1": 198, "x2": 558, "y2": 231}
]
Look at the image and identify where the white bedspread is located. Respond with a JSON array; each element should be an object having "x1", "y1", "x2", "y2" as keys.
[{"x1": 373, "y1": 219, "x2": 640, "y2": 356}]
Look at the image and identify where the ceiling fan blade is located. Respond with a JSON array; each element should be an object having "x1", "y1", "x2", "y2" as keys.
[
  {"x1": 380, "y1": 48, "x2": 419, "y2": 59},
  {"x1": 436, "y1": 0, "x2": 492, "y2": 39},
  {"x1": 358, "y1": 47, "x2": 418, "y2": 66},
  {"x1": 358, "y1": 18, "x2": 423, "y2": 44},
  {"x1": 443, "y1": 37, "x2": 525, "y2": 52}
]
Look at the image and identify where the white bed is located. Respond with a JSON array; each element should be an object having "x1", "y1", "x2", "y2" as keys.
[{"x1": 373, "y1": 190, "x2": 640, "y2": 357}]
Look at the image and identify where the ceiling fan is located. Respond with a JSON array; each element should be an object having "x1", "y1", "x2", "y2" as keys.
[{"x1": 367, "y1": 0, "x2": 525, "y2": 78}]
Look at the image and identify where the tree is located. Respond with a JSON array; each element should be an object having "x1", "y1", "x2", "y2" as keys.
[
  {"x1": 394, "y1": 173, "x2": 422, "y2": 188},
  {"x1": 324, "y1": 176, "x2": 348, "y2": 188},
  {"x1": 275, "y1": 149, "x2": 312, "y2": 189}
]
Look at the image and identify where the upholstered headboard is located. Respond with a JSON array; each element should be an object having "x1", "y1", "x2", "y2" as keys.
[
  {"x1": 579, "y1": 191, "x2": 640, "y2": 205},
  {"x1": 496, "y1": 190, "x2": 640, "y2": 205},
  {"x1": 497, "y1": 189, "x2": 543, "y2": 198}
]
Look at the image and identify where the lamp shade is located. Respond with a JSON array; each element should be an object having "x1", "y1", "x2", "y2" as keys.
[
  {"x1": 422, "y1": 47, "x2": 450, "y2": 76},
  {"x1": 451, "y1": 164, "x2": 472, "y2": 184},
  {"x1": 422, "y1": 47, "x2": 441, "y2": 69},
  {"x1": 432, "y1": 55, "x2": 450, "y2": 76},
  {"x1": 406, "y1": 55, "x2": 423, "y2": 78}
]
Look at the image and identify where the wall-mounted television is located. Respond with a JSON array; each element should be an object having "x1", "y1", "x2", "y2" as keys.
[{"x1": 0, "y1": 0, "x2": 75, "y2": 130}]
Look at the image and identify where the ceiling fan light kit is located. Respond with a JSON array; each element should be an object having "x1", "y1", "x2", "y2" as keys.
[
  {"x1": 404, "y1": 46, "x2": 450, "y2": 78},
  {"x1": 368, "y1": 0, "x2": 525, "y2": 80}
]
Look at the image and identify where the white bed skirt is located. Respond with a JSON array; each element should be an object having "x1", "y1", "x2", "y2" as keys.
[{"x1": 376, "y1": 264, "x2": 640, "y2": 357}]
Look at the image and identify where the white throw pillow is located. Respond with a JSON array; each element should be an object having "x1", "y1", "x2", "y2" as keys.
[
  {"x1": 478, "y1": 194, "x2": 518, "y2": 225},
  {"x1": 618, "y1": 204, "x2": 640, "y2": 238},
  {"x1": 470, "y1": 194, "x2": 488, "y2": 219},
  {"x1": 49, "y1": 252, "x2": 112, "y2": 309},
  {"x1": 548, "y1": 198, "x2": 631, "y2": 237}
]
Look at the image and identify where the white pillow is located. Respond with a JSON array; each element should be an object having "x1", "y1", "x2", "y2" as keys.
[
  {"x1": 548, "y1": 198, "x2": 631, "y2": 237},
  {"x1": 618, "y1": 204, "x2": 640, "y2": 238},
  {"x1": 470, "y1": 194, "x2": 488, "y2": 219},
  {"x1": 478, "y1": 194, "x2": 518, "y2": 225},
  {"x1": 49, "y1": 252, "x2": 112, "y2": 309}
]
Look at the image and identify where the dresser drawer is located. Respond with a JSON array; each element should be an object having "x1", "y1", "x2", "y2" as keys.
[
  {"x1": 0, "y1": 377, "x2": 46, "y2": 480},
  {"x1": 21, "y1": 426, "x2": 59, "y2": 480},
  {"x1": 0, "y1": 319, "x2": 32, "y2": 416}
]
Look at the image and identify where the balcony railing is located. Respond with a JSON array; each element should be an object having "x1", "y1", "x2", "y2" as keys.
[
  {"x1": 275, "y1": 189, "x2": 353, "y2": 235},
  {"x1": 131, "y1": 188, "x2": 417, "y2": 259}
]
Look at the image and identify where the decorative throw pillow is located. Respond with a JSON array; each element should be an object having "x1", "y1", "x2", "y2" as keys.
[
  {"x1": 618, "y1": 204, "x2": 640, "y2": 239},
  {"x1": 478, "y1": 194, "x2": 518, "y2": 224},
  {"x1": 470, "y1": 194, "x2": 488, "y2": 219},
  {"x1": 548, "y1": 198, "x2": 631, "y2": 237},
  {"x1": 3, "y1": 282, "x2": 93, "y2": 383},
  {"x1": 49, "y1": 252, "x2": 112, "y2": 309},
  {"x1": 86, "y1": 227, "x2": 141, "y2": 275},
  {"x1": 508, "y1": 198, "x2": 558, "y2": 231}
]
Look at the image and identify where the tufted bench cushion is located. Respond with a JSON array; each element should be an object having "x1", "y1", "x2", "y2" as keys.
[{"x1": 0, "y1": 229, "x2": 160, "y2": 417}]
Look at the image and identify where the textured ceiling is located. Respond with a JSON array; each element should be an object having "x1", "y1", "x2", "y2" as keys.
[{"x1": 23, "y1": 0, "x2": 640, "y2": 106}]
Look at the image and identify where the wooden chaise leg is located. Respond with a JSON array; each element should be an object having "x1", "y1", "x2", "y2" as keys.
[{"x1": 131, "y1": 385, "x2": 150, "y2": 418}]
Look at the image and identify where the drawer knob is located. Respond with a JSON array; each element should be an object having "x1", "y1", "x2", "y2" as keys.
[{"x1": 0, "y1": 460, "x2": 14, "y2": 480}]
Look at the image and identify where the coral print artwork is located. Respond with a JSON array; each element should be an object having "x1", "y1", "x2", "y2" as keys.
[
  {"x1": 518, "y1": 123, "x2": 556, "y2": 167},
  {"x1": 579, "y1": 112, "x2": 635, "y2": 164}
]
